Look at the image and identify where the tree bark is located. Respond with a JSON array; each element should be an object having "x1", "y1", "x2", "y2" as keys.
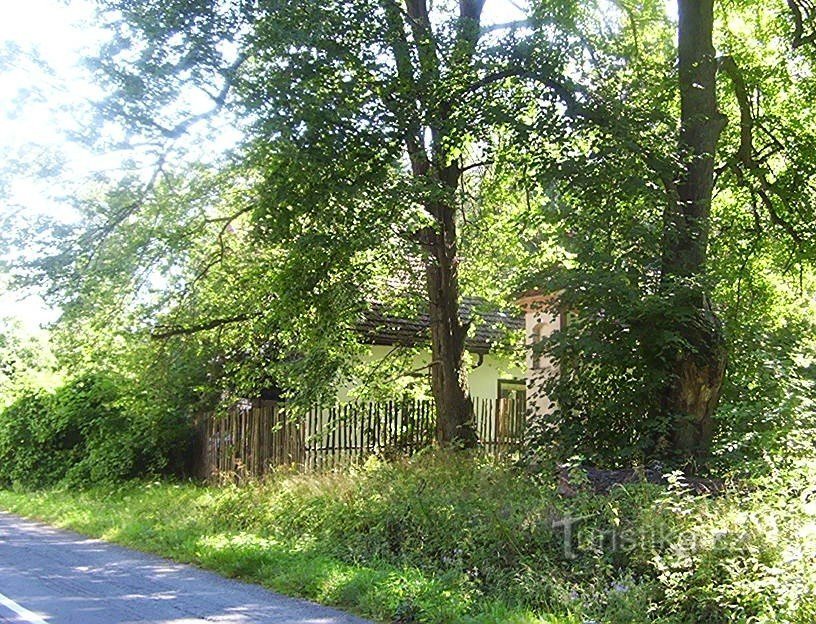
[
  {"x1": 381, "y1": 0, "x2": 482, "y2": 447},
  {"x1": 423, "y1": 201, "x2": 477, "y2": 447},
  {"x1": 660, "y1": 0, "x2": 728, "y2": 463}
]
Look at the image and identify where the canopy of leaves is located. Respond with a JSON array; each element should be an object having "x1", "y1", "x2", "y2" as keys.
[{"x1": 4, "y1": 0, "x2": 816, "y2": 466}]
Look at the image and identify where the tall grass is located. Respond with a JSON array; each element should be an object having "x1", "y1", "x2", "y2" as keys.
[{"x1": 1, "y1": 451, "x2": 815, "y2": 623}]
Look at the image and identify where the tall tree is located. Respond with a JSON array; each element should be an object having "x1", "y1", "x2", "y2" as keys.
[
  {"x1": 25, "y1": 0, "x2": 568, "y2": 446},
  {"x1": 506, "y1": 0, "x2": 816, "y2": 464},
  {"x1": 381, "y1": 0, "x2": 488, "y2": 446},
  {"x1": 659, "y1": 0, "x2": 728, "y2": 458},
  {"x1": 660, "y1": 0, "x2": 816, "y2": 459}
]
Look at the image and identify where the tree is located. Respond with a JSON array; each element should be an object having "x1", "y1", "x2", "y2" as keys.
[
  {"x1": 0, "y1": 315, "x2": 57, "y2": 404},
  {"x1": 17, "y1": 0, "x2": 573, "y2": 446},
  {"x1": 380, "y1": 0, "x2": 488, "y2": 446},
  {"x1": 659, "y1": 0, "x2": 816, "y2": 459},
  {"x1": 6, "y1": 0, "x2": 816, "y2": 468},
  {"x1": 499, "y1": 0, "x2": 816, "y2": 464},
  {"x1": 658, "y1": 0, "x2": 728, "y2": 459}
]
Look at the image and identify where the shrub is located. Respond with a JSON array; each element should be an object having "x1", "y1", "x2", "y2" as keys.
[
  {"x1": 6, "y1": 452, "x2": 816, "y2": 623},
  {"x1": 0, "y1": 372, "x2": 192, "y2": 488},
  {"x1": 202, "y1": 454, "x2": 816, "y2": 622},
  {"x1": 0, "y1": 388, "x2": 60, "y2": 488}
]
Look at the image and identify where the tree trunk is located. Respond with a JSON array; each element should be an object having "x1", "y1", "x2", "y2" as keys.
[
  {"x1": 660, "y1": 0, "x2": 728, "y2": 463},
  {"x1": 424, "y1": 202, "x2": 477, "y2": 447},
  {"x1": 662, "y1": 291, "x2": 727, "y2": 461},
  {"x1": 383, "y1": 0, "x2": 483, "y2": 448}
]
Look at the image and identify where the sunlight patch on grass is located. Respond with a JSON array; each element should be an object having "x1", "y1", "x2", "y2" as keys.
[{"x1": 2, "y1": 453, "x2": 815, "y2": 623}]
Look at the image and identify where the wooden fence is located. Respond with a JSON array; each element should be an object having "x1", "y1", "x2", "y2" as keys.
[{"x1": 195, "y1": 397, "x2": 526, "y2": 480}]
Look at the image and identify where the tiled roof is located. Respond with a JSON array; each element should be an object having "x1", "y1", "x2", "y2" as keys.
[{"x1": 357, "y1": 296, "x2": 524, "y2": 354}]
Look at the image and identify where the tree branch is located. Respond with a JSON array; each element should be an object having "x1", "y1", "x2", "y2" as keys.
[
  {"x1": 459, "y1": 159, "x2": 493, "y2": 173},
  {"x1": 405, "y1": 0, "x2": 441, "y2": 84},
  {"x1": 466, "y1": 67, "x2": 676, "y2": 188},
  {"x1": 719, "y1": 55, "x2": 804, "y2": 245},
  {"x1": 149, "y1": 52, "x2": 248, "y2": 140},
  {"x1": 787, "y1": 0, "x2": 816, "y2": 48},
  {"x1": 152, "y1": 311, "x2": 261, "y2": 340},
  {"x1": 380, "y1": 0, "x2": 429, "y2": 177},
  {"x1": 480, "y1": 20, "x2": 529, "y2": 35}
]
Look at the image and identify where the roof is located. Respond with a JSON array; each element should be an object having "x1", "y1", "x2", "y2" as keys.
[
  {"x1": 515, "y1": 289, "x2": 562, "y2": 311},
  {"x1": 357, "y1": 296, "x2": 524, "y2": 354}
]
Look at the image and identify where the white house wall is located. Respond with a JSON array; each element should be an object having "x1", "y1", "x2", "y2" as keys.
[
  {"x1": 336, "y1": 345, "x2": 524, "y2": 403},
  {"x1": 516, "y1": 293, "x2": 561, "y2": 417},
  {"x1": 468, "y1": 351, "x2": 525, "y2": 400}
]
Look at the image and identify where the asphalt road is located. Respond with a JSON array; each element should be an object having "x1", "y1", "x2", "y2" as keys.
[{"x1": 0, "y1": 511, "x2": 371, "y2": 624}]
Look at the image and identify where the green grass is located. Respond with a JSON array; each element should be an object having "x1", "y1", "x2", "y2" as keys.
[{"x1": 1, "y1": 452, "x2": 815, "y2": 623}]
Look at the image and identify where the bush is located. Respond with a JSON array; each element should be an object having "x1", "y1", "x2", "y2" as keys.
[
  {"x1": 0, "y1": 372, "x2": 192, "y2": 488},
  {"x1": 526, "y1": 261, "x2": 816, "y2": 473},
  {"x1": 526, "y1": 272, "x2": 676, "y2": 467},
  {"x1": 182, "y1": 454, "x2": 816, "y2": 622},
  {"x1": 0, "y1": 388, "x2": 60, "y2": 487}
]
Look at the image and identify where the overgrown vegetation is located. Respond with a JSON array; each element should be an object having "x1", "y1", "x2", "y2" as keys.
[
  {"x1": 9, "y1": 0, "x2": 816, "y2": 463},
  {"x1": 3, "y1": 0, "x2": 816, "y2": 621},
  {"x1": 1, "y1": 453, "x2": 815, "y2": 623},
  {"x1": 532, "y1": 267, "x2": 816, "y2": 469},
  {"x1": 0, "y1": 373, "x2": 192, "y2": 488},
  {"x1": 3, "y1": 0, "x2": 815, "y2": 464}
]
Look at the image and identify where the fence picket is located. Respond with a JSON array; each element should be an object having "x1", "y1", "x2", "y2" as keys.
[{"x1": 196, "y1": 396, "x2": 526, "y2": 480}]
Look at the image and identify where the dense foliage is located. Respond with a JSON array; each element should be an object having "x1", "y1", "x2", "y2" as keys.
[
  {"x1": 526, "y1": 267, "x2": 816, "y2": 469},
  {"x1": 1, "y1": 0, "x2": 816, "y2": 477},
  {"x1": 0, "y1": 372, "x2": 193, "y2": 488},
  {"x1": 496, "y1": 0, "x2": 816, "y2": 466},
  {"x1": 9, "y1": 0, "x2": 812, "y2": 459},
  {"x1": 3, "y1": 2, "x2": 816, "y2": 621},
  {"x1": 2, "y1": 453, "x2": 816, "y2": 623}
]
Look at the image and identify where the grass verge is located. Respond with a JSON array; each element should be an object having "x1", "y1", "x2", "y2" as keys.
[{"x1": 1, "y1": 452, "x2": 815, "y2": 623}]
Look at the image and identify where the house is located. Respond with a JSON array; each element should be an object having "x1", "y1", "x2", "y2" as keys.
[
  {"x1": 515, "y1": 290, "x2": 564, "y2": 416},
  {"x1": 338, "y1": 291, "x2": 563, "y2": 415},
  {"x1": 198, "y1": 291, "x2": 566, "y2": 476}
]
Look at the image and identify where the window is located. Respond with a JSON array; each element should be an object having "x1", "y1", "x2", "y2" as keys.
[
  {"x1": 498, "y1": 379, "x2": 526, "y2": 404},
  {"x1": 530, "y1": 323, "x2": 545, "y2": 370}
]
